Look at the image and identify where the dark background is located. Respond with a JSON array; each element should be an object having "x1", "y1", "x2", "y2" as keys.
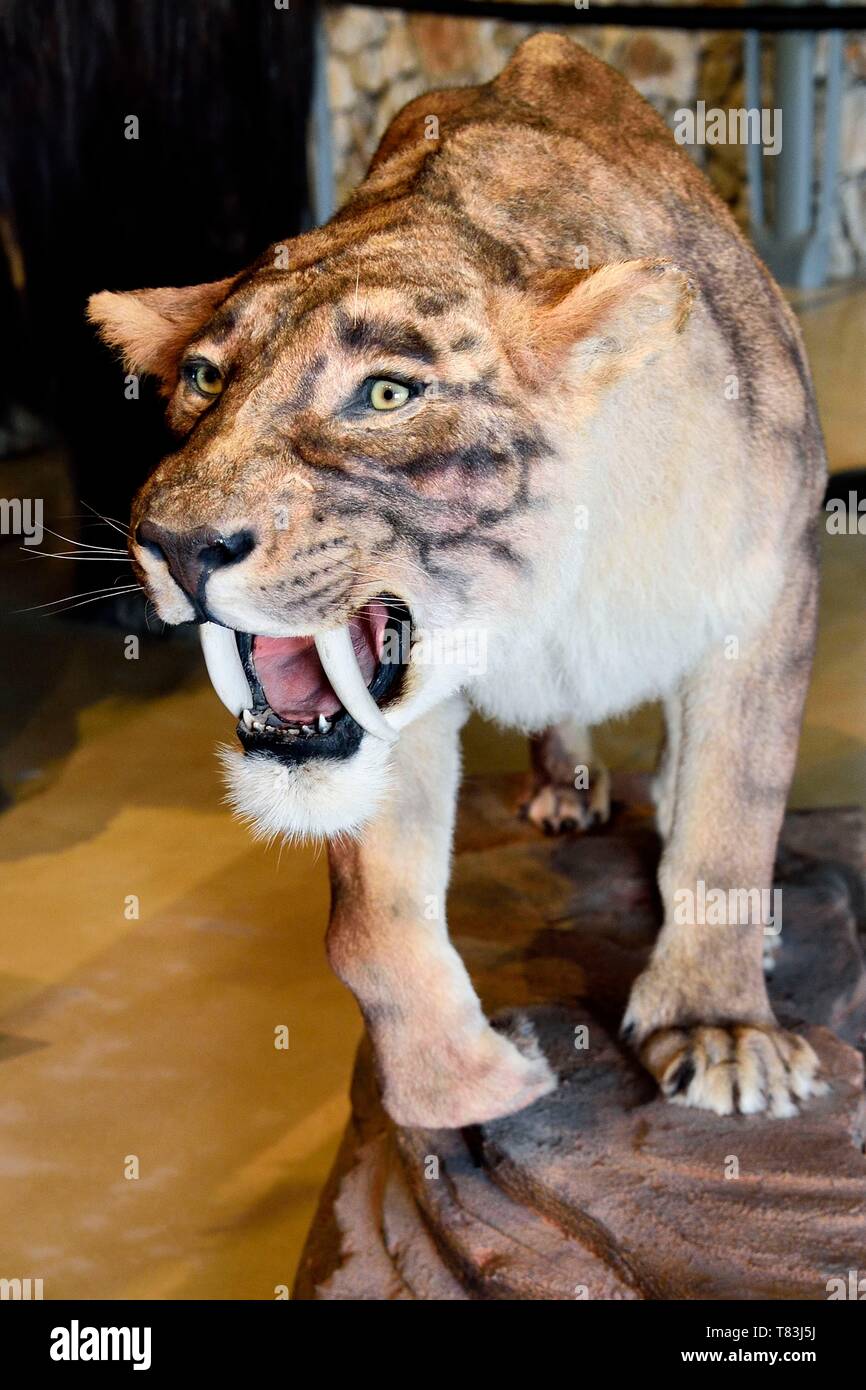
[{"x1": 0, "y1": 0, "x2": 314, "y2": 602}]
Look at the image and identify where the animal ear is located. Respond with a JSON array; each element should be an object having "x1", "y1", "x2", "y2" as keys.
[
  {"x1": 500, "y1": 259, "x2": 695, "y2": 390},
  {"x1": 87, "y1": 277, "x2": 236, "y2": 389}
]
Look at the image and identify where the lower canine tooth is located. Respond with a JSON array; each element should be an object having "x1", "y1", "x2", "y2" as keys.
[
  {"x1": 242, "y1": 709, "x2": 254, "y2": 730},
  {"x1": 318, "y1": 715, "x2": 331, "y2": 733}
]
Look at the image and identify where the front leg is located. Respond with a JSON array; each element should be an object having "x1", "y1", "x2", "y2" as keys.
[
  {"x1": 623, "y1": 559, "x2": 826, "y2": 1117},
  {"x1": 326, "y1": 697, "x2": 556, "y2": 1129}
]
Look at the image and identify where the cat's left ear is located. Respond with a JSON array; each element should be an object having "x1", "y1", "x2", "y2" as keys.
[
  {"x1": 87, "y1": 277, "x2": 236, "y2": 391},
  {"x1": 496, "y1": 258, "x2": 695, "y2": 391}
]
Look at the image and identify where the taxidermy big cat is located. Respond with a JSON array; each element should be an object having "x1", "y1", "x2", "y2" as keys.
[{"x1": 89, "y1": 36, "x2": 828, "y2": 1128}]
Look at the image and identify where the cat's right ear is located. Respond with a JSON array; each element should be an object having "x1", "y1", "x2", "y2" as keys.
[{"x1": 87, "y1": 277, "x2": 236, "y2": 392}]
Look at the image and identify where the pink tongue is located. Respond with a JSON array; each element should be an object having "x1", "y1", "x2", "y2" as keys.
[{"x1": 251, "y1": 600, "x2": 388, "y2": 722}]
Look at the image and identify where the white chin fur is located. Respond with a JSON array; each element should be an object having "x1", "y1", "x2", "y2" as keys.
[{"x1": 218, "y1": 734, "x2": 393, "y2": 842}]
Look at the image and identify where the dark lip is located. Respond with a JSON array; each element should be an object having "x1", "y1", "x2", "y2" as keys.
[{"x1": 234, "y1": 596, "x2": 410, "y2": 766}]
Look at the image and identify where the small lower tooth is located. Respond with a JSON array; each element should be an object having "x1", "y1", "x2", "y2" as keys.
[
  {"x1": 253, "y1": 719, "x2": 264, "y2": 731},
  {"x1": 301, "y1": 724, "x2": 316, "y2": 736}
]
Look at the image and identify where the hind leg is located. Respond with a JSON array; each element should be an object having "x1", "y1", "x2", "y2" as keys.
[{"x1": 521, "y1": 718, "x2": 610, "y2": 834}]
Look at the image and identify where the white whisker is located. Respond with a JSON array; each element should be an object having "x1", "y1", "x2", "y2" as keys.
[
  {"x1": 15, "y1": 584, "x2": 142, "y2": 615},
  {"x1": 80, "y1": 500, "x2": 131, "y2": 538},
  {"x1": 21, "y1": 550, "x2": 132, "y2": 561},
  {"x1": 37, "y1": 525, "x2": 128, "y2": 553}
]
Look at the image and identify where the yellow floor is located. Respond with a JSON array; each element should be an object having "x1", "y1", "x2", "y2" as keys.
[{"x1": 0, "y1": 289, "x2": 863, "y2": 1299}]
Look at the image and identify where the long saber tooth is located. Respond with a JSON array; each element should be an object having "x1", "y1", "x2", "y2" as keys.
[
  {"x1": 199, "y1": 622, "x2": 253, "y2": 717},
  {"x1": 314, "y1": 626, "x2": 398, "y2": 745}
]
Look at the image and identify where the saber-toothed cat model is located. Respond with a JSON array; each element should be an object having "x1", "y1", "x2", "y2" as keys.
[{"x1": 90, "y1": 35, "x2": 827, "y2": 1128}]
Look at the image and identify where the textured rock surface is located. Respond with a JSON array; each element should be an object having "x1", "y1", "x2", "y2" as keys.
[
  {"x1": 293, "y1": 775, "x2": 866, "y2": 1300},
  {"x1": 323, "y1": 5, "x2": 866, "y2": 280}
]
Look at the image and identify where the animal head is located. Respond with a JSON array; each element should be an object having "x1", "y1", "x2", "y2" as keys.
[{"x1": 89, "y1": 208, "x2": 691, "y2": 840}]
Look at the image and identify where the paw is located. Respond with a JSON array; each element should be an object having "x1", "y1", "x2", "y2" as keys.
[
  {"x1": 521, "y1": 767, "x2": 611, "y2": 835},
  {"x1": 629, "y1": 1022, "x2": 827, "y2": 1118},
  {"x1": 380, "y1": 1019, "x2": 556, "y2": 1129}
]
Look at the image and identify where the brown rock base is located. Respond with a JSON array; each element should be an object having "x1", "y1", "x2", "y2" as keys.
[{"x1": 294, "y1": 775, "x2": 866, "y2": 1300}]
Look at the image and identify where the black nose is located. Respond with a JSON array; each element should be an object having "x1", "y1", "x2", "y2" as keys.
[{"x1": 135, "y1": 521, "x2": 256, "y2": 606}]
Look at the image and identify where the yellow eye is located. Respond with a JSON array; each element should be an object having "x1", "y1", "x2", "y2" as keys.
[
  {"x1": 187, "y1": 360, "x2": 224, "y2": 397},
  {"x1": 369, "y1": 378, "x2": 410, "y2": 411}
]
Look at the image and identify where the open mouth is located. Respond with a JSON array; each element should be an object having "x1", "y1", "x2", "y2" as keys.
[{"x1": 198, "y1": 597, "x2": 409, "y2": 764}]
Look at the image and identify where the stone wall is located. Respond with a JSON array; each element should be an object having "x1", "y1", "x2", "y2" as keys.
[{"x1": 324, "y1": 4, "x2": 866, "y2": 281}]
